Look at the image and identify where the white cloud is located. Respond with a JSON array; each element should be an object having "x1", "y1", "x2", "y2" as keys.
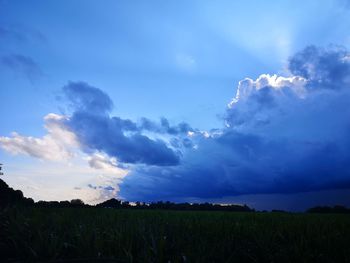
[
  {"x1": 229, "y1": 74, "x2": 307, "y2": 106},
  {"x1": 86, "y1": 152, "x2": 128, "y2": 177},
  {"x1": 0, "y1": 113, "x2": 78, "y2": 161},
  {"x1": 0, "y1": 113, "x2": 129, "y2": 204}
]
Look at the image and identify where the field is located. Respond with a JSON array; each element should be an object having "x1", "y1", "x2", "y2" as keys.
[{"x1": 1, "y1": 207, "x2": 350, "y2": 263}]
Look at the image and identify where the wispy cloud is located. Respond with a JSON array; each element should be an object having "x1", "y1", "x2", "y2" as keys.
[
  {"x1": 0, "y1": 25, "x2": 47, "y2": 43},
  {"x1": 175, "y1": 53, "x2": 196, "y2": 72},
  {"x1": 0, "y1": 54, "x2": 43, "y2": 82}
]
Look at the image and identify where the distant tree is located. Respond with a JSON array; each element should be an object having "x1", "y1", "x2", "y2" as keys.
[
  {"x1": 121, "y1": 201, "x2": 130, "y2": 208},
  {"x1": 95, "y1": 199, "x2": 254, "y2": 212},
  {"x1": 59, "y1": 201, "x2": 71, "y2": 207},
  {"x1": 307, "y1": 205, "x2": 350, "y2": 213},
  {"x1": 333, "y1": 205, "x2": 348, "y2": 213},
  {"x1": 70, "y1": 199, "x2": 85, "y2": 207},
  {"x1": 96, "y1": 198, "x2": 122, "y2": 208}
]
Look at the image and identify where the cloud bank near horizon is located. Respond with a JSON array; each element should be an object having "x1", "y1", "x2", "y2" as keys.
[
  {"x1": 120, "y1": 45, "x2": 350, "y2": 201},
  {"x1": 1, "y1": 46, "x2": 350, "y2": 202}
]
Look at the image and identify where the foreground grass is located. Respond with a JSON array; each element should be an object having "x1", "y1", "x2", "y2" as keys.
[{"x1": 1, "y1": 207, "x2": 350, "y2": 262}]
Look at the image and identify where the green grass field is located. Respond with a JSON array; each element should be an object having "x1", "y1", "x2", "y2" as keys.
[{"x1": 1, "y1": 207, "x2": 350, "y2": 262}]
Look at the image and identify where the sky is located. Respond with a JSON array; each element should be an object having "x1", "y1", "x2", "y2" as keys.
[{"x1": 1, "y1": 0, "x2": 350, "y2": 211}]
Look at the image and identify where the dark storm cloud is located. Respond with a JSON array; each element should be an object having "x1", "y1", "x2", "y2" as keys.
[
  {"x1": 289, "y1": 45, "x2": 350, "y2": 90},
  {"x1": 62, "y1": 82, "x2": 180, "y2": 166},
  {"x1": 139, "y1": 117, "x2": 194, "y2": 135},
  {"x1": 118, "y1": 46, "x2": 350, "y2": 201},
  {"x1": 63, "y1": 82, "x2": 113, "y2": 114}
]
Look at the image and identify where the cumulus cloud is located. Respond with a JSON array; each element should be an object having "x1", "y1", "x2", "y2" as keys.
[
  {"x1": 0, "y1": 54, "x2": 43, "y2": 82},
  {"x1": 119, "y1": 46, "x2": 350, "y2": 201},
  {"x1": 0, "y1": 114, "x2": 78, "y2": 161},
  {"x1": 3, "y1": 46, "x2": 350, "y2": 204},
  {"x1": 226, "y1": 74, "x2": 307, "y2": 131}
]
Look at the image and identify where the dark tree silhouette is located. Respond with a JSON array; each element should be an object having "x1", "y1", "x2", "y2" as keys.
[
  {"x1": 5, "y1": 177, "x2": 349, "y2": 213},
  {"x1": 0, "y1": 179, "x2": 34, "y2": 207},
  {"x1": 96, "y1": 198, "x2": 122, "y2": 208}
]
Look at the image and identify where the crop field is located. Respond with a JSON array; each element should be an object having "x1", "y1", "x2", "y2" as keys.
[{"x1": 1, "y1": 207, "x2": 350, "y2": 263}]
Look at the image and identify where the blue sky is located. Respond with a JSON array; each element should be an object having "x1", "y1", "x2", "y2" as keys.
[{"x1": 1, "y1": 0, "x2": 350, "y2": 210}]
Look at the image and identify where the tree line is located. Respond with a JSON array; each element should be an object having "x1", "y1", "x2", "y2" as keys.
[
  {"x1": 1, "y1": 178, "x2": 349, "y2": 213},
  {"x1": 0, "y1": 179, "x2": 253, "y2": 212}
]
